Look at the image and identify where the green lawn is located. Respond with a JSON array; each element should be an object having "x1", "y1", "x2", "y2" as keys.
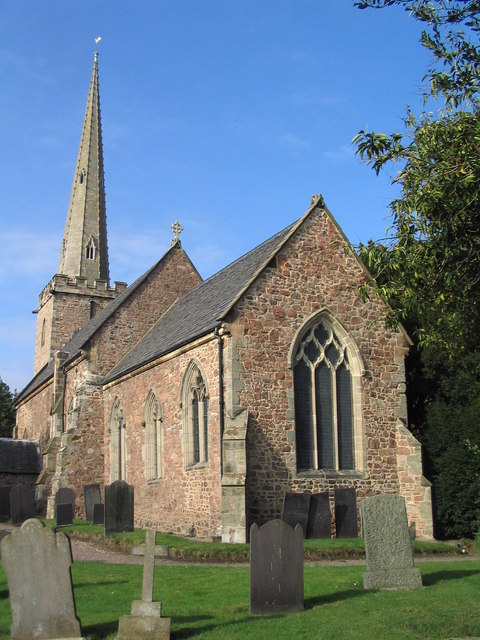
[{"x1": 0, "y1": 560, "x2": 479, "y2": 639}]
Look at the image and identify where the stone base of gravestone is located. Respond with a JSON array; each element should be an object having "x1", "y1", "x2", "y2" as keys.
[
  {"x1": 362, "y1": 494, "x2": 423, "y2": 590},
  {"x1": 117, "y1": 613, "x2": 171, "y2": 640}
]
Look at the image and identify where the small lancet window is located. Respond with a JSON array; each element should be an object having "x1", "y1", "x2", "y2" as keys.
[
  {"x1": 85, "y1": 237, "x2": 96, "y2": 260},
  {"x1": 78, "y1": 169, "x2": 85, "y2": 184}
]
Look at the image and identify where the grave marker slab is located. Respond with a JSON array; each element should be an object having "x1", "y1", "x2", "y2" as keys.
[
  {"x1": 93, "y1": 502, "x2": 105, "y2": 524},
  {"x1": 281, "y1": 492, "x2": 311, "y2": 536},
  {"x1": 361, "y1": 494, "x2": 422, "y2": 590},
  {"x1": 104, "y1": 480, "x2": 134, "y2": 535},
  {"x1": 117, "y1": 529, "x2": 171, "y2": 639},
  {"x1": 334, "y1": 487, "x2": 358, "y2": 538},
  {"x1": 1, "y1": 518, "x2": 83, "y2": 639},
  {"x1": 10, "y1": 485, "x2": 35, "y2": 526},
  {"x1": 55, "y1": 502, "x2": 74, "y2": 527},
  {"x1": 250, "y1": 519, "x2": 304, "y2": 615},
  {"x1": 306, "y1": 492, "x2": 331, "y2": 538},
  {"x1": 0, "y1": 486, "x2": 12, "y2": 517},
  {"x1": 55, "y1": 487, "x2": 75, "y2": 507},
  {"x1": 84, "y1": 484, "x2": 101, "y2": 522}
]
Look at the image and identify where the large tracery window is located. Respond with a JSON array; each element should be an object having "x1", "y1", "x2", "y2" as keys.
[
  {"x1": 109, "y1": 397, "x2": 126, "y2": 481},
  {"x1": 182, "y1": 362, "x2": 209, "y2": 468},
  {"x1": 144, "y1": 390, "x2": 163, "y2": 481},
  {"x1": 292, "y1": 314, "x2": 362, "y2": 473}
]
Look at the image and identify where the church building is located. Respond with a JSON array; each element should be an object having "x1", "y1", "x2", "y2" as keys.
[{"x1": 14, "y1": 54, "x2": 433, "y2": 542}]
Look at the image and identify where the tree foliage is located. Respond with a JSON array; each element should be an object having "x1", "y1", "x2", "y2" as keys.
[
  {"x1": 0, "y1": 378, "x2": 15, "y2": 439},
  {"x1": 354, "y1": 0, "x2": 480, "y2": 351}
]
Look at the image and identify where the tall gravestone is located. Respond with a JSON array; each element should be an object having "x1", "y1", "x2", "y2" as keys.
[
  {"x1": 281, "y1": 492, "x2": 311, "y2": 537},
  {"x1": 104, "y1": 480, "x2": 134, "y2": 535},
  {"x1": 362, "y1": 494, "x2": 423, "y2": 590},
  {"x1": 306, "y1": 492, "x2": 331, "y2": 538},
  {"x1": 1, "y1": 518, "x2": 83, "y2": 639},
  {"x1": 117, "y1": 529, "x2": 171, "y2": 639},
  {"x1": 55, "y1": 488, "x2": 75, "y2": 527},
  {"x1": 10, "y1": 485, "x2": 35, "y2": 526},
  {"x1": 84, "y1": 483, "x2": 101, "y2": 522},
  {"x1": 334, "y1": 487, "x2": 358, "y2": 537},
  {"x1": 250, "y1": 519, "x2": 304, "y2": 615},
  {"x1": 0, "y1": 485, "x2": 12, "y2": 517}
]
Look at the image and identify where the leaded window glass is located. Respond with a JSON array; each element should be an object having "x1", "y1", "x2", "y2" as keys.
[{"x1": 293, "y1": 319, "x2": 355, "y2": 472}]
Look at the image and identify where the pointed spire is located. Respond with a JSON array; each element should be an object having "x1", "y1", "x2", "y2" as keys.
[{"x1": 57, "y1": 52, "x2": 110, "y2": 285}]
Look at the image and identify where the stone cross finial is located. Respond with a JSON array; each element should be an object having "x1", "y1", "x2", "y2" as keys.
[{"x1": 170, "y1": 221, "x2": 183, "y2": 245}]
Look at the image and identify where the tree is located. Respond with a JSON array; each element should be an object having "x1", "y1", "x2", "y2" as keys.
[
  {"x1": 0, "y1": 378, "x2": 15, "y2": 438},
  {"x1": 354, "y1": 0, "x2": 480, "y2": 352},
  {"x1": 354, "y1": 1, "x2": 480, "y2": 538}
]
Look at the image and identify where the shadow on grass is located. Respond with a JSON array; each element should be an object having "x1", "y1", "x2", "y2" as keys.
[
  {"x1": 305, "y1": 588, "x2": 365, "y2": 609},
  {"x1": 74, "y1": 579, "x2": 131, "y2": 588},
  {"x1": 422, "y1": 569, "x2": 480, "y2": 586},
  {"x1": 82, "y1": 619, "x2": 118, "y2": 638},
  {"x1": 166, "y1": 615, "x2": 216, "y2": 639},
  {"x1": 0, "y1": 589, "x2": 8, "y2": 599}
]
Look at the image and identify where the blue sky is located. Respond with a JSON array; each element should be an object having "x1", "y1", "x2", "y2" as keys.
[{"x1": 0, "y1": 1, "x2": 429, "y2": 393}]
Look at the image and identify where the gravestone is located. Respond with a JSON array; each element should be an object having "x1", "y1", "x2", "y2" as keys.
[
  {"x1": 55, "y1": 502, "x2": 74, "y2": 527},
  {"x1": 104, "y1": 480, "x2": 134, "y2": 535},
  {"x1": 117, "y1": 529, "x2": 171, "y2": 639},
  {"x1": 1, "y1": 518, "x2": 83, "y2": 639},
  {"x1": 84, "y1": 483, "x2": 101, "y2": 522},
  {"x1": 306, "y1": 492, "x2": 331, "y2": 538},
  {"x1": 250, "y1": 519, "x2": 304, "y2": 614},
  {"x1": 10, "y1": 485, "x2": 35, "y2": 526},
  {"x1": 334, "y1": 487, "x2": 358, "y2": 537},
  {"x1": 0, "y1": 485, "x2": 12, "y2": 517},
  {"x1": 362, "y1": 494, "x2": 423, "y2": 590},
  {"x1": 92, "y1": 502, "x2": 105, "y2": 525},
  {"x1": 281, "y1": 492, "x2": 311, "y2": 537}
]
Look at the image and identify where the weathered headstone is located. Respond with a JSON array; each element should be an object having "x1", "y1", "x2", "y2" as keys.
[
  {"x1": 334, "y1": 487, "x2": 358, "y2": 537},
  {"x1": 250, "y1": 519, "x2": 304, "y2": 615},
  {"x1": 117, "y1": 529, "x2": 171, "y2": 639},
  {"x1": 10, "y1": 485, "x2": 35, "y2": 526},
  {"x1": 1, "y1": 518, "x2": 83, "y2": 639},
  {"x1": 281, "y1": 492, "x2": 311, "y2": 537},
  {"x1": 84, "y1": 483, "x2": 101, "y2": 522},
  {"x1": 0, "y1": 485, "x2": 12, "y2": 517},
  {"x1": 306, "y1": 492, "x2": 331, "y2": 538},
  {"x1": 362, "y1": 494, "x2": 422, "y2": 590},
  {"x1": 104, "y1": 480, "x2": 134, "y2": 535},
  {"x1": 92, "y1": 502, "x2": 105, "y2": 525},
  {"x1": 55, "y1": 487, "x2": 76, "y2": 507},
  {"x1": 55, "y1": 502, "x2": 74, "y2": 527}
]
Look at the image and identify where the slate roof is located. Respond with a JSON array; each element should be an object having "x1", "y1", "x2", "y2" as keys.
[
  {"x1": 15, "y1": 244, "x2": 184, "y2": 404},
  {"x1": 0, "y1": 439, "x2": 42, "y2": 474},
  {"x1": 104, "y1": 219, "x2": 298, "y2": 383}
]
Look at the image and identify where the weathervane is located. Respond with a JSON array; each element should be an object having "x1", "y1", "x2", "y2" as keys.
[
  {"x1": 171, "y1": 221, "x2": 184, "y2": 245},
  {"x1": 94, "y1": 36, "x2": 101, "y2": 61}
]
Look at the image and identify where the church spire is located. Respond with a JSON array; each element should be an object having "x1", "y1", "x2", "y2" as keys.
[{"x1": 57, "y1": 51, "x2": 110, "y2": 285}]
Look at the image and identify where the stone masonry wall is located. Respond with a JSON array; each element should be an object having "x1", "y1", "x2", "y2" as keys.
[
  {"x1": 226, "y1": 205, "x2": 432, "y2": 537},
  {"x1": 90, "y1": 244, "x2": 202, "y2": 377},
  {"x1": 103, "y1": 337, "x2": 222, "y2": 539},
  {"x1": 16, "y1": 383, "x2": 52, "y2": 448}
]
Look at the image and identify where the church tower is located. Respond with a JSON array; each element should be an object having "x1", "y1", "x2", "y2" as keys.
[{"x1": 33, "y1": 53, "x2": 126, "y2": 375}]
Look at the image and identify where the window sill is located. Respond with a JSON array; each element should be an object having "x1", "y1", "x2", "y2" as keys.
[
  {"x1": 185, "y1": 461, "x2": 209, "y2": 472},
  {"x1": 146, "y1": 478, "x2": 163, "y2": 485},
  {"x1": 295, "y1": 469, "x2": 365, "y2": 480}
]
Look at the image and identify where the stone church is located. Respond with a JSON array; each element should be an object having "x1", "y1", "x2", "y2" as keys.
[{"x1": 14, "y1": 54, "x2": 433, "y2": 542}]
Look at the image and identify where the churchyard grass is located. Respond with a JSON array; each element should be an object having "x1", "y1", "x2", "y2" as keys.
[
  {"x1": 0, "y1": 560, "x2": 479, "y2": 639},
  {"x1": 48, "y1": 519, "x2": 456, "y2": 561}
]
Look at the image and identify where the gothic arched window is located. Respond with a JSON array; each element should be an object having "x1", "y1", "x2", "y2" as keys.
[
  {"x1": 144, "y1": 390, "x2": 163, "y2": 481},
  {"x1": 109, "y1": 397, "x2": 126, "y2": 481},
  {"x1": 40, "y1": 318, "x2": 46, "y2": 347},
  {"x1": 182, "y1": 362, "x2": 209, "y2": 468},
  {"x1": 85, "y1": 237, "x2": 96, "y2": 260},
  {"x1": 292, "y1": 313, "x2": 363, "y2": 473}
]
